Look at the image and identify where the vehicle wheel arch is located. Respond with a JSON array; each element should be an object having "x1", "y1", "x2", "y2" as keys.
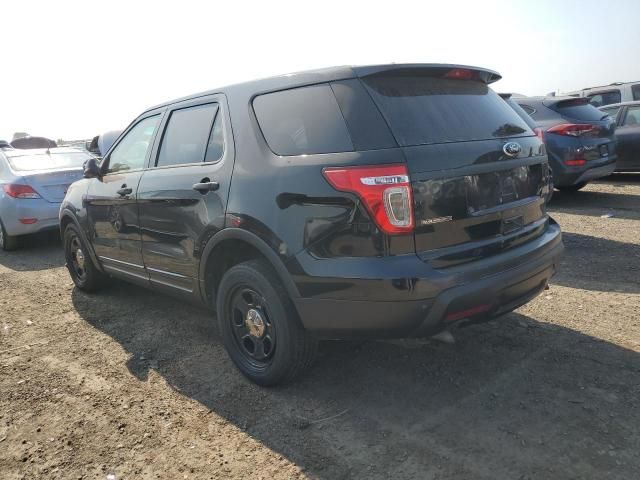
[
  {"x1": 199, "y1": 228, "x2": 300, "y2": 308},
  {"x1": 59, "y1": 210, "x2": 103, "y2": 273}
]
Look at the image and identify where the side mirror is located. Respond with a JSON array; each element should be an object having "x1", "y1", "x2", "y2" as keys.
[{"x1": 83, "y1": 158, "x2": 102, "y2": 179}]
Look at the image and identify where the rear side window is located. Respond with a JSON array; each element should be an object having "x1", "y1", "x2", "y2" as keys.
[
  {"x1": 253, "y1": 84, "x2": 353, "y2": 156},
  {"x1": 156, "y1": 103, "x2": 218, "y2": 167},
  {"x1": 361, "y1": 75, "x2": 532, "y2": 146},
  {"x1": 552, "y1": 99, "x2": 607, "y2": 121},
  {"x1": 632, "y1": 84, "x2": 640, "y2": 101},
  {"x1": 587, "y1": 90, "x2": 621, "y2": 107}
]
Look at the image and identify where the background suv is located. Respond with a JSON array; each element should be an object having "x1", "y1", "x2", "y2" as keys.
[
  {"x1": 565, "y1": 81, "x2": 640, "y2": 107},
  {"x1": 60, "y1": 64, "x2": 563, "y2": 386},
  {"x1": 514, "y1": 96, "x2": 617, "y2": 191}
]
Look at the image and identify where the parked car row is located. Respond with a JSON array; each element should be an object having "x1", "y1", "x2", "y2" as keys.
[{"x1": 4, "y1": 64, "x2": 637, "y2": 386}]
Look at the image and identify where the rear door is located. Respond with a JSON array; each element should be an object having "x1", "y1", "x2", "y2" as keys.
[
  {"x1": 137, "y1": 95, "x2": 234, "y2": 296},
  {"x1": 615, "y1": 105, "x2": 640, "y2": 171},
  {"x1": 360, "y1": 70, "x2": 551, "y2": 266},
  {"x1": 86, "y1": 114, "x2": 162, "y2": 283}
]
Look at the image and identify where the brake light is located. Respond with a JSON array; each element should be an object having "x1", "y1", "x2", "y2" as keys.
[
  {"x1": 3, "y1": 184, "x2": 41, "y2": 199},
  {"x1": 564, "y1": 159, "x2": 586, "y2": 166},
  {"x1": 444, "y1": 68, "x2": 478, "y2": 81},
  {"x1": 445, "y1": 304, "x2": 492, "y2": 322},
  {"x1": 534, "y1": 127, "x2": 545, "y2": 142},
  {"x1": 547, "y1": 123, "x2": 595, "y2": 137},
  {"x1": 322, "y1": 164, "x2": 414, "y2": 234}
]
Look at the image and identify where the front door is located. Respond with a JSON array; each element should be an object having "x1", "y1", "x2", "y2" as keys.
[
  {"x1": 86, "y1": 114, "x2": 162, "y2": 283},
  {"x1": 137, "y1": 97, "x2": 233, "y2": 296}
]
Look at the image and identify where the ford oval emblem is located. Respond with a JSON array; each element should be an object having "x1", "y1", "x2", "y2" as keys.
[{"x1": 503, "y1": 142, "x2": 522, "y2": 157}]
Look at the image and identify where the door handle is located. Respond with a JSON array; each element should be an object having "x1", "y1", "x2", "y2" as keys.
[
  {"x1": 192, "y1": 181, "x2": 220, "y2": 193},
  {"x1": 117, "y1": 186, "x2": 133, "y2": 196}
]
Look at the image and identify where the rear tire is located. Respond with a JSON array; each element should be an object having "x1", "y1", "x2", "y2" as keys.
[
  {"x1": 63, "y1": 223, "x2": 108, "y2": 292},
  {"x1": 557, "y1": 182, "x2": 588, "y2": 192},
  {"x1": 216, "y1": 259, "x2": 317, "y2": 386},
  {"x1": 0, "y1": 219, "x2": 19, "y2": 251}
]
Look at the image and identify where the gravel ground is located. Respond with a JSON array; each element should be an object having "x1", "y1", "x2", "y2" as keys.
[{"x1": 1, "y1": 175, "x2": 639, "y2": 480}]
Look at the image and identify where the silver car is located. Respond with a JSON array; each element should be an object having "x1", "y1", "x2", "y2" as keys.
[{"x1": 0, "y1": 146, "x2": 95, "y2": 250}]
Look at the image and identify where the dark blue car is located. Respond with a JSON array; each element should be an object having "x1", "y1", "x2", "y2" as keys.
[{"x1": 504, "y1": 95, "x2": 617, "y2": 192}]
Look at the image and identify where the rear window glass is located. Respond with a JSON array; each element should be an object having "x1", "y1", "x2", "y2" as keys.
[
  {"x1": 7, "y1": 150, "x2": 92, "y2": 171},
  {"x1": 361, "y1": 75, "x2": 532, "y2": 146},
  {"x1": 253, "y1": 84, "x2": 353, "y2": 156},
  {"x1": 552, "y1": 99, "x2": 607, "y2": 121},
  {"x1": 587, "y1": 90, "x2": 621, "y2": 107},
  {"x1": 632, "y1": 84, "x2": 640, "y2": 101}
]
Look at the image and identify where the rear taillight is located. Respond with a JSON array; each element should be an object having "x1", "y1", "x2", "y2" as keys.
[
  {"x1": 534, "y1": 127, "x2": 545, "y2": 142},
  {"x1": 3, "y1": 184, "x2": 41, "y2": 199},
  {"x1": 564, "y1": 159, "x2": 586, "y2": 166},
  {"x1": 322, "y1": 164, "x2": 414, "y2": 234},
  {"x1": 547, "y1": 123, "x2": 595, "y2": 137}
]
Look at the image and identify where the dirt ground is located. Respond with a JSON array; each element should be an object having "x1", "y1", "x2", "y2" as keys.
[{"x1": 1, "y1": 175, "x2": 639, "y2": 480}]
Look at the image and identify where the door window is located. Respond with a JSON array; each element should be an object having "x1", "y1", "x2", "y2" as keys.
[
  {"x1": 156, "y1": 103, "x2": 219, "y2": 167},
  {"x1": 622, "y1": 106, "x2": 640, "y2": 126},
  {"x1": 107, "y1": 116, "x2": 160, "y2": 173},
  {"x1": 632, "y1": 84, "x2": 640, "y2": 101}
]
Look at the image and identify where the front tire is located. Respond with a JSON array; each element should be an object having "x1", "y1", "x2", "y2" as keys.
[
  {"x1": 63, "y1": 223, "x2": 108, "y2": 292},
  {"x1": 557, "y1": 182, "x2": 588, "y2": 192},
  {"x1": 216, "y1": 259, "x2": 317, "y2": 386}
]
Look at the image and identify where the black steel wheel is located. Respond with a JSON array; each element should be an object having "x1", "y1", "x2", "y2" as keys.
[
  {"x1": 217, "y1": 259, "x2": 317, "y2": 386},
  {"x1": 63, "y1": 223, "x2": 108, "y2": 292},
  {"x1": 229, "y1": 287, "x2": 277, "y2": 368}
]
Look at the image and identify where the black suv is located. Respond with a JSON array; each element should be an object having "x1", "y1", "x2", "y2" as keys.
[{"x1": 60, "y1": 64, "x2": 563, "y2": 386}]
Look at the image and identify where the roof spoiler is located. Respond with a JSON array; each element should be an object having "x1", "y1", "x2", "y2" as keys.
[
  {"x1": 353, "y1": 64, "x2": 502, "y2": 84},
  {"x1": 543, "y1": 97, "x2": 590, "y2": 109}
]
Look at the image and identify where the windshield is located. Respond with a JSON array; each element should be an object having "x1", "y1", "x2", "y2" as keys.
[
  {"x1": 7, "y1": 150, "x2": 93, "y2": 172},
  {"x1": 362, "y1": 75, "x2": 533, "y2": 146}
]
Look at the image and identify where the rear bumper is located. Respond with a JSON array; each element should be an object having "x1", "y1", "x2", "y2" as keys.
[
  {"x1": 553, "y1": 157, "x2": 617, "y2": 186},
  {"x1": 293, "y1": 223, "x2": 563, "y2": 338},
  {"x1": 0, "y1": 198, "x2": 61, "y2": 236}
]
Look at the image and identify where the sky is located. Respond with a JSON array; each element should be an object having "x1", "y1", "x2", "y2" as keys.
[{"x1": 1, "y1": 0, "x2": 639, "y2": 141}]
